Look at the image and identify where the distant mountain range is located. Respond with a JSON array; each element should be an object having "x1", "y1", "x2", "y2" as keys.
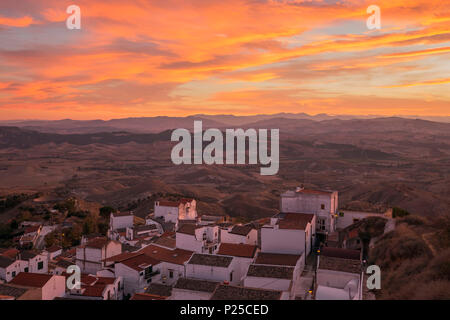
[
  {"x1": 0, "y1": 113, "x2": 448, "y2": 134},
  {"x1": 1, "y1": 116, "x2": 449, "y2": 149}
]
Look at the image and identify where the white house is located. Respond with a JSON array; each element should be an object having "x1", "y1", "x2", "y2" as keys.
[
  {"x1": 18, "y1": 251, "x2": 48, "y2": 274},
  {"x1": 154, "y1": 198, "x2": 197, "y2": 223},
  {"x1": 139, "y1": 244, "x2": 193, "y2": 286},
  {"x1": 315, "y1": 247, "x2": 363, "y2": 300},
  {"x1": 220, "y1": 224, "x2": 257, "y2": 245},
  {"x1": 114, "y1": 253, "x2": 161, "y2": 296},
  {"x1": 172, "y1": 278, "x2": 219, "y2": 300},
  {"x1": 244, "y1": 252, "x2": 305, "y2": 299},
  {"x1": 76, "y1": 238, "x2": 122, "y2": 274},
  {"x1": 110, "y1": 212, "x2": 134, "y2": 231},
  {"x1": 336, "y1": 209, "x2": 392, "y2": 230},
  {"x1": 216, "y1": 243, "x2": 258, "y2": 284},
  {"x1": 45, "y1": 245, "x2": 63, "y2": 261},
  {"x1": 9, "y1": 273, "x2": 66, "y2": 300},
  {"x1": 280, "y1": 187, "x2": 338, "y2": 234},
  {"x1": 176, "y1": 224, "x2": 219, "y2": 254},
  {"x1": 52, "y1": 259, "x2": 73, "y2": 275},
  {"x1": 186, "y1": 253, "x2": 239, "y2": 285},
  {"x1": 65, "y1": 275, "x2": 124, "y2": 300},
  {"x1": 244, "y1": 264, "x2": 294, "y2": 294},
  {"x1": 261, "y1": 213, "x2": 315, "y2": 255},
  {"x1": 0, "y1": 256, "x2": 21, "y2": 282}
]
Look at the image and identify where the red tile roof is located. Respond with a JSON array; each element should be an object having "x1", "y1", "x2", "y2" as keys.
[
  {"x1": 9, "y1": 273, "x2": 53, "y2": 288},
  {"x1": 82, "y1": 285, "x2": 106, "y2": 297},
  {"x1": 131, "y1": 293, "x2": 166, "y2": 300},
  {"x1": 157, "y1": 201, "x2": 180, "y2": 208},
  {"x1": 0, "y1": 248, "x2": 19, "y2": 259},
  {"x1": 105, "y1": 251, "x2": 141, "y2": 263},
  {"x1": 140, "y1": 245, "x2": 193, "y2": 265},
  {"x1": 120, "y1": 254, "x2": 160, "y2": 271},
  {"x1": 296, "y1": 189, "x2": 333, "y2": 195},
  {"x1": 80, "y1": 237, "x2": 115, "y2": 249},
  {"x1": 177, "y1": 224, "x2": 201, "y2": 236},
  {"x1": 320, "y1": 247, "x2": 361, "y2": 260},
  {"x1": 217, "y1": 243, "x2": 257, "y2": 258},
  {"x1": 277, "y1": 213, "x2": 314, "y2": 230},
  {"x1": 96, "y1": 277, "x2": 116, "y2": 285}
]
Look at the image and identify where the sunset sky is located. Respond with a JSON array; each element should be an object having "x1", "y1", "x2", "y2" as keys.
[{"x1": 0, "y1": 0, "x2": 449, "y2": 120}]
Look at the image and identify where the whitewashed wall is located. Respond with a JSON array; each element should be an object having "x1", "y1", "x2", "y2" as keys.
[{"x1": 261, "y1": 227, "x2": 306, "y2": 255}]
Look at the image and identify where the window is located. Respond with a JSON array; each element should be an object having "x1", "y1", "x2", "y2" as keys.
[
  {"x1": 12, "y1": 271, "x2": 16, "y2": 278},
  {"x1": 318, "y1": 219, "x2": 326, "y2": 231},
  {"x1": 24, "y1": 267, "x2": 29, "y2": 273},
  {"x1": 321, "y1": 204, "x2": 325, "y2": 210},
  {"x1": 37, "y1": 261, "x2": 44, "y2": 270},
  {"x1": 229, "y1": 272, "x2": 233, "y2": 282},
  {"x1": 169, "y1": 270, "x2": 174, "y2": 278}
]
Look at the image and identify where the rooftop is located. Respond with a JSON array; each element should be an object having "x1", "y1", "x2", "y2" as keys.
[
  {"x1": 9, "y1": 273, "x2": 54, "y2": 288},
  {"x1": 112, "y1": 211, "x2": 133, "y2": 217},
  {"x1": 140, "y1": 244, "x2": 193, "y2": 265},
  {"x1": 275, "y1": 212, "x2": 315, "y2": 230},
  {"x1": 0, "y1": 284, "x2": 28, "y2": 299},
  {"x1": 82, "y1": 285, "x2": 106, "y2": 298},
  {"x1": 145, "y1": 283, "x2": 172, "y2": 297},
  {"x1": 19, "y1": 250, "x2": 39, "y2": 260},
  {"x1": 177, "y1": 224, "x2": 201, "y2": 236},
  {"x1": 247, "y1": 264, "x2": 294, "y2": 279},
  {"x1": 80, "y1": 237, "x2": 114, "y2": 249},
  {"x1": 0, "y1": 256, "x2": 15, "y2": 268},
  {"x1": 131, "y1": 293, "x2": 165, "y2": 300},
  {"x1": 135, "y1": 225, "x2": 158, "y2": 232},
  {"x1": 0, "y1": 248, "x2": 19, "y2": 259},
  {"x1": 319, "y1": 256, "x2": 362, "y2": 274},
  {"x1": 55, "y1": 259, "x2": 73, "y2": 268},
  {"x1": 153, "y1": 236, "x2": 176, "y2": 249},
  {"x1": 255, "y1": 252, "x2": 301, "y2": 266},
  {"x1": 283, "y1": 187, "x2": 336, "y2": 197},
  {"x1": 188, "y1": 254, "x2": 233, "y2": 268},
  {"x1": 174, "y1": 278, "x2": 219, "y2": 293},
  {"x1": 229, "y1": 225, "x2": 253, "y2": 236},
  {"x1": 217, "y1": 243, "x2": 257, "y2": 258},
  {"x1": 320, "y1": 247, "x2": 361, "y2": 260},
  {"x1": 120, "y1": 254, "x2": 160, "y2": 271},
  {"x1": 211, "y1": 285, "x2": 282, "y2": 300}
]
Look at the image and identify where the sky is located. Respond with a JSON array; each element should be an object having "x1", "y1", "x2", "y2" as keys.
[{"x1": 0, "y1": 0, "x2": 449, "y2": 120}]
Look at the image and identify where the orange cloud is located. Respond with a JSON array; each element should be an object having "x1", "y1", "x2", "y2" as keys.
[
  {"x1": 0, "y1": 15, "x2": 33, "y2": 27},
  {"x1": 0, "y1": 0, "x2": 449, "y2": 119}
]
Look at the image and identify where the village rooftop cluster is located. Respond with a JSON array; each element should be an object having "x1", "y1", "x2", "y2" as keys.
[{"x1": 0, "y1": 186, "x2": 393, "y2": 300}]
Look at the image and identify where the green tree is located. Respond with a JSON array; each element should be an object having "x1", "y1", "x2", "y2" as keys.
[{"x1": 99, "y1": 206, "x2": 116, "y2": 219}]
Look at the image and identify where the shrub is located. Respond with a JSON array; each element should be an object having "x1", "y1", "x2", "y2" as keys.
[
  {"x1": 398, "y1": 215, "x2": 426, "y2": 226},
  {"x1": 393, "y1": 207, "x2": 410, "y2": 218}
]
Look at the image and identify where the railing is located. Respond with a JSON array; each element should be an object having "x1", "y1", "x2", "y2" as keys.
[{"x1": 144, "y1": 269, "x2": 160, "y2": 279}]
